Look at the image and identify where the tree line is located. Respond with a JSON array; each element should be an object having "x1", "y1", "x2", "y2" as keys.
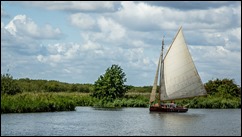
[
  {"x1": 1, "y1": 73, "x2": 93, "y2": 94},
  {"x1": 1, "y1": 68, "x2": 152, "y2": 96},
  {"x1": 1, "y1": 64, "x2": 241, "y2": 113},
  {"x1": 1, "y1": 72, "x2": 240, "y2": 99}
]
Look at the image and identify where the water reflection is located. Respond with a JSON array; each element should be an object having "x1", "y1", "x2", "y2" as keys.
[
  {"x1": 148, "y1": 110, "x2": 206, "y2": 136},
  {"x1": 149, "y1": 110, "x2": 205, "y2": 120},
  {"x1": 92, "y1": 107, "x2": 124, "y2": 111}
]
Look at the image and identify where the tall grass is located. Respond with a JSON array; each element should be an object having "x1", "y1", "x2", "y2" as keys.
[
  {"x1": 93, "y1": 94, "x2": 149, "y2": 108},
  {"x1": 1, "y1": 91, "x2": 240, "y2": 113},
  {"x1": 1, "y1": 92, "x2": 149, "y2": 113},
  {"x1": 1, "y1": 92, "x2": 92, "y2": 113},
  {"x1": 175, "y1": 95, "x2": 241, "y2": 108}
]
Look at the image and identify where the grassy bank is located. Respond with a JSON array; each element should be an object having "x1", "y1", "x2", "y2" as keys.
[
  {"x1": 2, "y1": 91, "x2": 240, "y2": 114},
  {"x1": 175, "y1": 95, "x2": 241, "y2": 108},
  {"x1": 1, "y1": 88, "x2": 240, "y2": 113},
  {"x1": 2, "y1": 75, "x2": 240, "y2": 113},
  {"x1": 1, "y1": 92, "x2": 149, "y2": 113}
]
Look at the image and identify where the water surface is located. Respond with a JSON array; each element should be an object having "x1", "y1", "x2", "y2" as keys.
[{"x1": 1, "y1": 107, "x2": 241, "y2": 136}]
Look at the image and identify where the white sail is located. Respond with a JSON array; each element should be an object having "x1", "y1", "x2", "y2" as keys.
[
  {"x1": 149, "y1": 53, "x2": 161, "y2": 103},
  {"x1": 160, "y1": 27, "x2": 207, "y2": 101}
]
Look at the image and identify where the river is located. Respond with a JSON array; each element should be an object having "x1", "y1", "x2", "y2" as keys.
[{"x1": 1, "y1": 107, "x2": 241, "y2": 136}]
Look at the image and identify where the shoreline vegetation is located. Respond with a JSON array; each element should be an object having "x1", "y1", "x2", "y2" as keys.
[
  {"x1": 1, "y1": 74, "x2": 241, "y2": 113},
  {"x1": 1, "y1": 91, "x2": 240, "y2": 113},
  {"x1": 1, "y1": 92, "x2": 149, "y2": 113}
]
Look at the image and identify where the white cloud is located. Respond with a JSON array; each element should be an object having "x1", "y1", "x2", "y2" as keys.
[
  {"x1": 5, "y1": 15, "x2": 62, "y2": 39},
  {"x1": 46, "y1": 43, "x2": 67, "y2": 54},
  {"x1": 64, "y1": 43, "x2": 81, "y2": 59},
  {"x1": 115, "y1": 1, "x2": 240, "y2": 32},
  {"x1": 97, "y1": 17, "x2": 126, "y2": 41},
  {"x1": 1, "y1": 14, "x2": 65, "y2": 58},
  {"x1": 229, "y1": 27, "x2": 241, "y2": 41},
  {"x1": 72, "y1": 15, "x2": 127, "y2": 43},
  {"x1": 190, "y1": 45, "x2": 241, "y2": 84},
  {"x1": 49, "y1": 54, "x2": 62, "y2": 62},
  {"x1": 81, "y1": 40, "x2": 101, "y2": 51},
  {"x1": 70, "y1": 13, "x2": 96, "y2": 30},
  {"x1": 4, "y1": 14, "x2": 63, "y2": 39},
  {"x1": 37, "y1": 41, "x2": 103, "y2": 66},
  {"x1": 37, "y1": 55, "x2": 45, "y2": 62},
  {"x1": 13, "y1": 1, "x2": 119, "y2": 12},
  {"x1": 131, "y1": 40, "x2": 149, "y2": 48}
]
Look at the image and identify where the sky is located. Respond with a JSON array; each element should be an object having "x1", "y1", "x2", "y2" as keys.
[{"x1": 1, "y1": 1, "x2": 241, "y2": 86}]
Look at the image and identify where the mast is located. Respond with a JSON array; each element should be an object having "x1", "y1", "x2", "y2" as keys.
[
  {"x1": 158, "y1": 36, "x2": 165, "y2": 107},
  {"x1": 149, "y1": 53, "x2": 161, "y2": 104}
]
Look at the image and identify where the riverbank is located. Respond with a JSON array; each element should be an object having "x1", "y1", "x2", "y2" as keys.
[
  {"x1": 1, "y1": 75, "x2": 241, "y2": 113},
  {"x1": 1, "y1": 91, "x2": 240, "y2": 113},
  {"x1": 1, "y1": 92, "x2": 148, "y2": 113}
]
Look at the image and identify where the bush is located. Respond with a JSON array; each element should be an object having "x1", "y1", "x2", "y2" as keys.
[{"x1": 1, "y1": 73, "x2": 22, "y2": 95}]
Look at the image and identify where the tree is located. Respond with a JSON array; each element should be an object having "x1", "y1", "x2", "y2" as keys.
[
  {"x1": 1, "y1": 73, "x2": 22, "y2": 95},
  {"x1": 204, "y1": 78, "x2": 241, "y2": 98},
  {"x1": 92, "y1": 64, "x2": 128, "y2": 101}
]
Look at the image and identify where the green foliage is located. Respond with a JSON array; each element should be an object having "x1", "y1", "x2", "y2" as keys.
[
  {"x1": 44, "y1": 80, "x2": 69, "y2": 92},
  {"x1": 1, "y1": 92, "x2": 149, "y2": 113},
  {"x1": 204, "y1": 78, "x2": 240, "y2": 98},
  {"x1": 1, "y1": 92, "x2": 92, "y2": 113},
  {"x1": 176, "y1": 78, "x2": 241, "y2": 108},
  {"x1": 15, "y1": 78, "x2": 93, "y2": 93},
  {"x1": 1, "y1": 73, "x2": 22, "y2": 95},
  {"x1": 92, "y1": 64, "x2": 129, "y2": 101},
  {"x1": 179, "y1": 95, "x2": 241, "y2": 109},
  {"x1": 1, "y1": 74, "x2": 241, "y2": 113},
  {"x1": 92, "y1": 94, "x2": 149, "y2": 108},
  {"x1": 16, "y1": 78, "x2": 47, "y2": 92},
  {"x1": 127, "y1": 86, "x2": 152, "y2": 93}
]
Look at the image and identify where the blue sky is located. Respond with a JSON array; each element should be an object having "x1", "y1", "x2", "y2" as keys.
[{"x1": 1, "y1": 1, "x2": 241, "y2": 86}]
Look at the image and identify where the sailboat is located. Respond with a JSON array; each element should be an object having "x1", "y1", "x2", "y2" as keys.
[{"x1": 149, "y1": 26, "x2": 207, "y2": 112}]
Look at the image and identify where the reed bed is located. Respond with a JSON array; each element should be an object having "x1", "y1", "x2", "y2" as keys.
[
  {"x1": 1, "y1": 91, "x2": 240, "y2": 113},
  {"x1": 1, "y1": 92, "x2": 149, "y2": 113}
]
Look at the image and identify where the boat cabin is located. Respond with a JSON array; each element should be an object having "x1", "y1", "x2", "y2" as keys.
[
  {"x1": 161, "y1": 103, "x2": 177, "y2": 108},
  {"x1": 151, "y1": 102, "x2": 177, "y2": 108}
]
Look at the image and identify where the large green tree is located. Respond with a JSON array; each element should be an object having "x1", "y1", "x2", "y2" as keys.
[{"x1": 92, "y1": 64, "x2": 128, "y2": 101}]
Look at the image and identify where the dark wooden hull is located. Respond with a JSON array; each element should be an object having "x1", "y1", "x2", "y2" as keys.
[{"x1": 149, "y1": 106, "x2": 188, "y2": 113}]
